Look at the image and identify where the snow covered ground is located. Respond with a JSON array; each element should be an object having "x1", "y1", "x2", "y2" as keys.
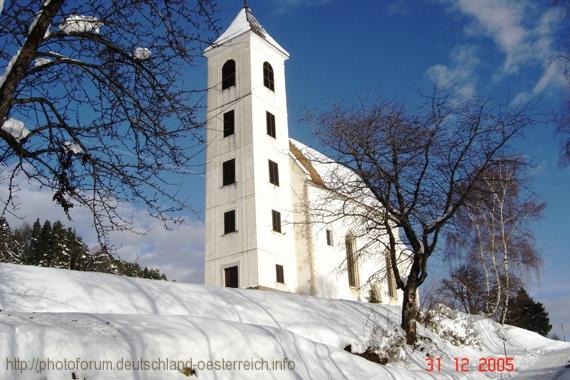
[{"x1": 0, "y1": 263, "x2": 568, "y2": 379}]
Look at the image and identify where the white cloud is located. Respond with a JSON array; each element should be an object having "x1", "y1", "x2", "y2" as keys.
[
  {"x1": 440, "y1": 0, "x2": 565, "y2": 102},
  {"x1": 387, "y1": 0, "x2": 408, "y2": 16},
  {"x1": 273, "y1": 0, "x2": 333, "y2": 13},
  {"x1": 426, "y1": 45, "x2": 480, "y2": 99},
  {"x1": 0, "y1": 172, "x2": 204, "y2": 283},
  {"x1": 453, "y1": 0, "x2": 529, "y2": 72}
]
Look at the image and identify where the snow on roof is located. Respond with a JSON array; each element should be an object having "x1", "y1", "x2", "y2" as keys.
[
  {"x1": 289, "y1": 138, "x2": 379, "y2": 207},
  {"x1": 289, "y1": 138, "x2": 357, "y2": 187},
  {"x1": 205, "y1": 8, "x2": 289, "y2": 57}
]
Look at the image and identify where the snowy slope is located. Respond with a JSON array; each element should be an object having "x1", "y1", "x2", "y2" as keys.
[{"x1": 0, "y1": 263, "x2": 568, "y2": 379}]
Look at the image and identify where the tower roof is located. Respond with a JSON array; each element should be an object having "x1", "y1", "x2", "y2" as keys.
[{"x1": 205, "y1": 7, "x2": 289, "y2": 57}]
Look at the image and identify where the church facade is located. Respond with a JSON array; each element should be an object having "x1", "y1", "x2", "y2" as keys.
[{"x1": 203, "y1": 7, "x2": 408, "y2": 304}]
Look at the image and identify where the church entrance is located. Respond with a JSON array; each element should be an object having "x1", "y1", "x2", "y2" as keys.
[{"x1": 224, "y1": 266, "x2": 239, "y2": 288}]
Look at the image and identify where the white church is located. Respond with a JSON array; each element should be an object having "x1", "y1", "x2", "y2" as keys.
[{"x1": 204, "y1": 6, "x2": 409, "y2": 304}]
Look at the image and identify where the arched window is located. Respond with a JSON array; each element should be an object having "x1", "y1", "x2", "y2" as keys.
[
  {"x1": 385, "y1": 252, "x2": 397, "y2": 299},
  {"x1": 263, "y1": 61, "x2": 274, "y2": 91},
  {"x1": 345, "y1": 234, "x2": 359, "y2": 287},
  {"x1": 222, "y1": 59, "x2": 236, "y2": 90}
]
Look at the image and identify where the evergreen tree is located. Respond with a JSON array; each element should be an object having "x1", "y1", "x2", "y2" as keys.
[
  {"x1": 37, "y1": 220, "x2": 53, "y2": 267},
  {"x1": 25, "y1": 219, "x2": 43, "y2": 265},
  {"x1": 50, "y1": 221, "x2": 70, "y2": 268},
  {"x1": 506, "y1": 288, "x2": 552, "y2": 336},
  {"x1": 368, "y1": 285, "x2": 381, "y2": 304},
  {"x1": 13, "y1": 223, "x2": 32, "y2": 262},
  {"x1": 0, "y1": 217, "x2": 20, "y2": 263},
  {"x1": 66, "y1": 228, "x2": 89, "y2": 270},
  {"x1": 91, "y1": 247, "x2": 117, "y2": 274},
  {"x1": 5, "y1": 216, "x2": 167, "y2": 281}
]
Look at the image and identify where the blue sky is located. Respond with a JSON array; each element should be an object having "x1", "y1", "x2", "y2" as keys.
[
  {"x1": 218, "y1": 0, "x2": 570, "y2": 337},
  {"x1": 3, "y1": 0, "x2": 568, "y2": 338}
]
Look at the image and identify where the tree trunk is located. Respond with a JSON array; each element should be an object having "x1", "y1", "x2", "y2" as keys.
[
  {"x1": 401, "y1": 282, "x2": 419, "y2": 346},
  {"x1": 0, "y1": 0, "x2": 64, "y2": 125}
]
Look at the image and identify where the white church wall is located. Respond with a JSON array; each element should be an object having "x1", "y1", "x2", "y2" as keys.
[
  {"x1": 289, "y1": 156, "x2": 316, "y2": 295},
  {"x1": 204, "y1": 32, "x2": 261, "y2": 288},
  {"x1": 305, "y1": 183, "x2": 407, "y2": 303},
  {"x1": 247, "y1": 33, "x2": 298, "y2": 292}
]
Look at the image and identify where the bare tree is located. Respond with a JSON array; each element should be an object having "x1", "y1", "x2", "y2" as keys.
[
  {"x1": 438, "y1": 264, "x2": 491, "y2": 315},
  {"x1": 443, "y1": 160, "x2": 544, "y2": 322},
  {"x1": 551, "y1": 0, "x2": 570, "y2": 164},
  {"x1": 308, "y1": 90, "x2": 533, "y2": 344},
  {"x1": 0, "y1": 0, "x2": 219, "y2": 241}
]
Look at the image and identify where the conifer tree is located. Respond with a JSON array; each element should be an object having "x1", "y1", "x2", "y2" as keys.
[
  {"x1": 25, "y1": 219, "x2": 43, "y2": 265},
  {"x1": 37, "y1": 220, "x2": 53, "y2": 267},
  {"x1": 91, "y1": 247, "x2": 117, "y2": 274},
  {"x1": 0, "y1": 217, "x2": 20, "y2": 263},
  {"x1": 5, "y1": 216, "x2": 167, "y2": 280},
  {"x1": 13, "y1": 222, "x2": 31, "y2": 262},
  {"x1": 506, "y1": 288, "x2": 552, "y2": 336},
  {"x1": 50, "y1": 221, "x2": 70, "y2": 268},
  {"x1": 66, "y1": 228, "x2": 88, "y2": 270}
]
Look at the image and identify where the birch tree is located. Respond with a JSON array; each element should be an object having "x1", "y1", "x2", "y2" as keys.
[{"x1": 442, "y1": 160, "x2": 544, "y2": 322}]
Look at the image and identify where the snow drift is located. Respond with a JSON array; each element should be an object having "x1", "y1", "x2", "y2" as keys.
[{"x1": 0, "y1": 263, "x2": 567, "y2": 379}]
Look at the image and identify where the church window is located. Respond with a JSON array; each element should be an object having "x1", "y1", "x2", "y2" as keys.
[
  {"x1": 222, "y1": 159, "x2": 235, "y2": 186},
  {"x1": 224, "y1": 210, "x2": 236, "y2": 234},
  {"x1": 222, "y1": 59, "x2": 236, "y2": 89},
  {"x1": 326, "y1": 229, "x2": 333, "y2": 246},
  {"x1": 272, "y1": 210, "x2": 281, "y2": 233},
  {"x1": 266, "y1": 111, "x2": 276, "y2": 138},
  {"x1": 345, "y1": 235, "x2": 359, "y2": 287},
  {"x1": 268, "y1": 160, "x2": 279, "y2": 186},
  {"x1": 275, "y1": 264, "x2": 284, "y2": 284},
  {"x1": 224, "y1": 266, "x2": 238, "y2": 288},
  {"x1": 385, "y1": 253, "x2": 397, "y2": 299},
  {"x1": 223, "y1": 110, "x2": 235, "y2": 137},
  {"x1": 263, "y1": 62, "x2": 274, "y2": 91}
]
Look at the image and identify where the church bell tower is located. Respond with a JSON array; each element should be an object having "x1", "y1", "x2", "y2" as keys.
[{"x1": 203, "y1": 6, "x2": 297, "y2": 291}]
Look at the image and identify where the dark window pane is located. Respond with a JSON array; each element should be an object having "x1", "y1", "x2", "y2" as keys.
[
  {"x1": 222, "y1": 159, "x2": 235, "y2": 186},
  {"x1": 263, "y1": 62, "x2": 274, "y2": 91},
  {"x1": 224, "y1": 110, "x2": 235, "y2": 137},
  {"x1": 268, "y1": 160, "x2": 279, "y2": 186},
  {"x1": 345, "y1": 236, "x2": 358, "y2": 287},
  {"x1": 224, "y1": 210, "x2": 236, "y2": 234},
  {"x1": 326, "y1": 230, "x2": 333, "y2": 246},
  {"x1": 386, "y1": 254, "x2": 396, "y2": 298},
  {"x1": 224, "y1": 266, "x2": 239, "y2": 288},
  {"x1": 272, "y1": 209, "x2": 281, "y2": 233},
  {"x1": 266, "y1": 111, "x2": 276, "y2": 138},
  {"x1": 222, "y1": 60, "x2": 236, "y2": 90},
  {"x1": 276, "y1": 264, "x2": 284, "y2": 284}
]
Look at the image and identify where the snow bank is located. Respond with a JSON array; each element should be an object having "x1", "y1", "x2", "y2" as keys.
[
  {"x1": 422, "y1": 304, "x2": 481, "y2": 347},
  {"x1": 59, "y1": 15, "x2": 102, "y2": 34},
  {"x1": 1, "y1": 118, "x2": 30, "y2": 141},
  {"x1": 0, "y1": 263, "x2": 567, "y2": 380}
]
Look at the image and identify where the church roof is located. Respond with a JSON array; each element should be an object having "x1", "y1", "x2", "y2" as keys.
[
  {"x1": 205, "y1": 8, "x2": 289, "y2": 57},
  {"x1": 289, "y1": 138, "x2": 379, "y2": 208},
  {"x1": 289, "y1": 140, "x2": 325, "y2": 187},
  {"x1": 289, "y1": 139, "x2": 358, "y2": 189}
]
